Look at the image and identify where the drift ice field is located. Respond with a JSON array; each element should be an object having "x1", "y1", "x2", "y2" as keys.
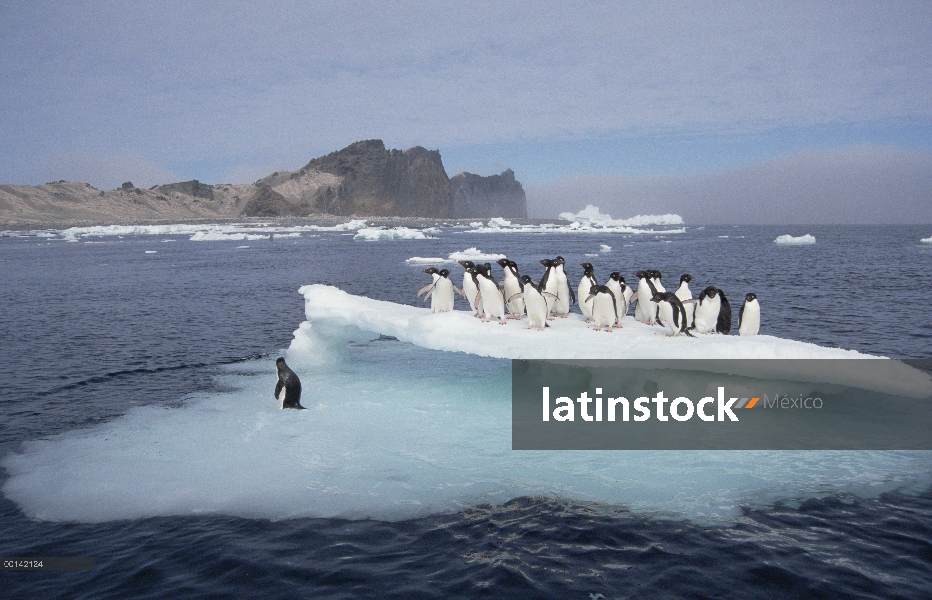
[{"x1": 3, "y1": 214, "x2": 932, "y2": 525}]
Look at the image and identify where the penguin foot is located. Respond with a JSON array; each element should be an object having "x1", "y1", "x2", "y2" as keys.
[
  {"x1": 561, "y1": 315, "x2": 568, "y2": 319},
  {"x1": 498, "y1": 319, "x2": 507, "y2": 325},
  {"x1": 594, "y1": 325, "x2": 601, "y2": 331},
  {"x1": 605, "y1": 327, "x2": 613, "y2": 333},
  {"x1": 482, "y1": 317, "x2": 490, "y2": 322}
]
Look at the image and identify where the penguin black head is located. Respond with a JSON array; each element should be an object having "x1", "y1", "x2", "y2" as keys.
[
  {"x1": 458, "y1": 260, "x2": 475, "y2": 269},
  {"x1": 496, "y1": 258, "x2": 509, "y2": 269},
  {"x1": 423, "y1": 267, "x2": 440, "y2": 275},
  {"x1": 581, "y1": 262, "x2": 594, "y2": 273},
  {"x1": 540, "y1": 258, "x2": 553, "y2": 267},
  {"x1": 519, "y1": 274, "x2": 534, "y2": 285},
  {"x1": 634, "y1": 270, "x2": 647, "y2": 279},
  {"x1": 680, "y1": 274, "x2": 692, "y2": 284},
  {"x1": 649, "y1": 270, "x2": 662, "y2": 280},
  {"x1": 589, "y1": 283, "x2": 600, "y2": 295},
  {"x1": 699, "y1": 286, "x2": 719, "y2": 300},
  {"x1": 439, "y1": 269, "x2": 450, "y2": 278},
  {"x1": 483, "y1": 262, "x2": 493, "y2": 272},
  {"x1": 651, "y1": 292, "x2": 671, "y2": 303},
  {"x1": 745, "y1": 292, "x2": 757, "y2": 302},
  {"x1": 555, "y1": 256, "x2": 566, "y2": 265},
  {"x1": 276, "y1": 357, "x2": 286, "y2": 367}
]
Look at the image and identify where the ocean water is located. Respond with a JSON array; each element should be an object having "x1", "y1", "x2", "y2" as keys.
[{"x1": 1, "y1": 224, "x2": 931, "y2": 598}]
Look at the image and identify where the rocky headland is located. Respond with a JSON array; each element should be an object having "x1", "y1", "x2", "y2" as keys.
[{"x1": 0, "y1": 140, "x2": 527, "y2": 227}]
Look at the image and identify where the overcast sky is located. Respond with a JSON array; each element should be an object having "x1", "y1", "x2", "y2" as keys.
[{"x1": 1, "y1": 2, "x2": 930, "y2": 221}]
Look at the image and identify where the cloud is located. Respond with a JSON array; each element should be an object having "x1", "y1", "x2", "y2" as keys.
[
  {"x1": 527, "y1": 146, "x2": 932, "y2": 224},
  {"x1": 1, "y1": 2, "x2": 930, "y2": 186}
]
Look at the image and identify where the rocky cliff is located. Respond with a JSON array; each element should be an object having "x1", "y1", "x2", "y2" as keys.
[
  {"x1": 450, "y1": 169, "x2": 527, "y2": 218},
  {"x1": 0, "y1": 140, "x2": 526, "y2": 226}
]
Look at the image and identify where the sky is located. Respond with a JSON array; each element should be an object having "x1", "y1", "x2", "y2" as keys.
[{"x1": 1, "y1": 1, "x2": 930, "y2": 222}]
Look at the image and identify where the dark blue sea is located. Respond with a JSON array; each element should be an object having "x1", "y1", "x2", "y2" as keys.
[{"x1": 1, "y1": 224, "x2": 931, "y2": 599}]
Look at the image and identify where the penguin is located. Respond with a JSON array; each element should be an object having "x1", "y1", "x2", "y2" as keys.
[
  {"x1": 715, "y1": 289, "x2": 732, "y2": 334},
  {"x1": 496, "y1": 258, "x2": 526, "y2": 319},
  {"x1": 577, "y1": 263, "x2": 598, "y2": 322},
  {"x1": 586, "y1": 284, "x2": 618, "y2": 332},
  {"x1": 538, "y1": 258, "x2": 560, "y2": 319},
  {"x1": 650, "y1": 270, "x2": 666, "y2": 293},
  {"x1": 689, "y1": 285, "x2": 731, "y2": 333},
  {"x1": 509, "y1": 275, "x2": 557, "y2": 330},
  {"x1": 474, "y1": 263, "x2": 507, "y2": 324},
  {"x1": 738, "y1": 293, "x2": 760, "y2": 336},
  {"x1": 274, "y1": 357, "x2": 305, "y2": 409},
  {"x1": 605, "y1": 272, "x2": 632, "y2": 327},
  {"x1": 674, "y1": 274, "x2": 695, "y2": 328},
  {"x1": 552, "y1": 256, "x2": 574, "y2": 318},
  {"x1": 652, "y1": 292, "x2": 695, "y2": 338},
  {"x1": 633, "y1": 270, "x2": 659, "y2": 324},
  {"x1": 417, "y1": 266, "x2": 441, "y2": 301},
  {"x1": 431, "y1": 268, "x2": 460, "y2": 313},
  {"x1": 458, "y1": 260, "x2": 483, "y2": 317}
]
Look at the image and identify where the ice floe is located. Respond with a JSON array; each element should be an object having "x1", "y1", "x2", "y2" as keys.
[
  {"x1": 559, "y1": 205, "x2": 685, "y2": 227},
  {"x1": 405, "y1": 256, "x2": 455, "y2": 265},
  {"x1": 775, "y1": 234, "x2": 816, "y2": 246},
  {"x1": 447, "y1": 247, "x2": 506, "y2": 261},
  {"x1": 353, "y1": 227, "x2": 435, "y2": 241},
  {"x1": 600, "y1": 244, "x2": 612, "y2": 253},
  {"x1": 921, "y1": 236, "x2": 932, "y2": 243},
  {"x1": 55, "y1": 220, "x2": 368, "y2": 242}
]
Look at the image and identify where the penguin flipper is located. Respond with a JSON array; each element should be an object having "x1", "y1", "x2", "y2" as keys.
[
  {"x1": 541, "y1": 292, "x2": 559, "y2": 300},
  {"x1": 568, "y1": 287, "x2": 577, "y2": 303},
  {"x1": 682, "y1": 299, "x2": 700, "y2": 304},
  {"x1": 417, "y1": 282, "x2": 435, "y2": 299},
  {"x1": 274, "y1": 379, "x2": 284, "y2": 400},
  {"x1": 454, "y1": 285, "x2": 465, "y2": 298},
  {"x1": 507, "y1": 292, "x2": 525, "y2": 303}
]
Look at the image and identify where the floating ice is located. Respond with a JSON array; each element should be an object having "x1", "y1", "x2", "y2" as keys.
[
  {"x1": 353, "y1": 227, "x2": 434, "y2": 241},
  {"x1": 921, "y1": 236, "x2": 932, "y2": 243},
  {"x1": 57, "y1": 221, "x2": 367, "y2": 242},
  {"x1": 144, "y1": 250, "x2": 157, "y2": 254},
  {"x1": 469, "y1": 221, "x2": 483, "y2": 227},
  {"x1": 4, "y1": 293, "x2": 930, "y2": 524},
  {"x1": 487, "y1": 217, "x2": 512, "y2": 227},
  {"x1": 559, "y1": 205, "x2": 684, "y2": 227},
  {"x1": 585, "y1": 253, "x2": 598, "y2": 257},
  {"x1": 600, "y1": 244, "x2": 612, "y2": 252},
  {"x1": 406, "y1": 256, "x2": 454, "y2": 265},
  {"x1": 447, "y1": 247, "x2": 506, "y2": 261},
  {"x1": 775, "y1": 234, "x2": 816, "y2": 246}
]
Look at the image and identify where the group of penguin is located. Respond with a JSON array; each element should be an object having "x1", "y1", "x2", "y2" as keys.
[{"x1": 417, "y1": 256, "x2": 761, "y2": 338}]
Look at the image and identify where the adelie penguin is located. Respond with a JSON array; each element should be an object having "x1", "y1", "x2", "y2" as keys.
[
  {"x1": 508, "y1": 275, "x2": 557, "y2": 330},
  {"x1": 605, "y1": 272, "x2": 631, "y2": 327},
  {"x1": 538, "y1": 258, "x2": 560, "y2": 319},
  {"x1": 417, "y1": 267, "x2": 461, "y2": 313},
  {"x1": 738, "y1": 292, "x2": 760, "y2": 336},
  {"x1": 674, "y1": 274, "x2": 695, "y2": 328},
  {"x1": 457, "y1": 260, "x2": 483, "y2": 317},
  {"x1": 275, "y1": 357, "x2": 305, "y2": 409},
  {"x1": 578, "y1": 263, "x2": 598, "y2": 322},
  {"x1": 552, "y1": 256, "x2": 574, "y2": 318},
  {"x1": 474, "y1": 263, "x2": 507, "y2": 324},
  {"x1": 496, "y1": 258, "x2": 525, "y2": 319},
  {"x1": 587, "y1": 284, "x2": 618, "y2": 332},
  {"x1": 690, "y1": 286, "x2": 731, "y2": 334},
  {"x1": 652, "y1": 292, "x2": 695, "y2": 338},
  {"x1": 633, "y1": 270, "x2": 658, "y2": 324}
]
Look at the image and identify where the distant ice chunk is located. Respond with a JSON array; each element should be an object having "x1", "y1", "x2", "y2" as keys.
[
  {"x1": 190, "y1": 231, "x2": 269, "y2": 241},
  {"x1": 921, "y1": 236, "x2": 932, "y2": 243},
  {"x1": 447, "y1": 247, "x2": 506, "y2": 261},
  {"x1": 775, "y1": 234, "x2": 816, "y2": 246},
  {"x1": 57, "y1": 220, "x2": 367, "y2": 242},
  {"x1": 487, "y1": 217, "x2": 512, "y2": 227},
  {"x1": 559, "y1": 205, "x2": 684, "y2": 227},
  {"x1": 406, "y1": 256, "x2": 454, "y2": 265},
  {"x1": 584, "y1": 253, "x2": 598, "y2": 257},
  {"x1": 600, "y1": 244, "x2": 612, "y2": 252},
  {"x1": 469, "y1": 221, "x2": 483, "y2": 227},
  {"x1": 353, "y1": 227, "x2": 434, "y2": 241},
  {"x1": 144, "y1": 250, "x2": 157, "y2": 254}
]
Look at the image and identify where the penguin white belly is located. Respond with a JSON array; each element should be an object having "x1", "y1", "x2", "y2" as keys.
[
  {"x1": 433, "y1": 278, "x2": 455, "y2": 313},
  {"x1": 635, "y1": 286, "x2": 655, "y2": 324},
  {"x1": 578, "y1": 278, "x2": 595, "y2": 320},
  {"x1": 524, "y1": 290, "x2": 548, "y2": 330},
  {"x1": 675, "y1": 284, "x2": 694, "y2": 328},
  {"x1": 591, "y1": 294, "x2": 616, "y2": 330},
  {"x1": 693, "y1": 297, "x2": 720, "y2": 333},
  {"x1": 503, "y1": 275, "x2": 525, "y2": 318},
  {"x1": 622, "y1": 287, "x2": 634, "y2": 316},
  {"x1": 605, "y1": 280, "x2": 624, "y2": 324},
  {"x1": 477, "y1": 278, "x2": 505, "y2": 321},
  {"x1": 462, "y1": 276, "x2": 479, "y2": 314},
  {"x1": 555, "y1": 271, "x2": 570, "y2": 315},
  {"x1": 277, "y1": 386, "x2": 287, "y2": 409},
  {"x1": 739, "y1": 301, "x2": 761, "y2": 336},
  {"x1": 656, "y1": 301, "x2": 675, "y2": 335}
]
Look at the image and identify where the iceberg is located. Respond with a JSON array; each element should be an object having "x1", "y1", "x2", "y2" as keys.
[
  {"x1": 558, "y1": 205, "x2": 685, "y2": 227},
  {"x1": 600, "y1": 244, "x2": 612, "y2": 253},
  {"x1": 921, "y1": 236, "x2": 932, "y2": 243},
  {"x1": 775, "y1": 234, "x2": 816, "y2": 245}
]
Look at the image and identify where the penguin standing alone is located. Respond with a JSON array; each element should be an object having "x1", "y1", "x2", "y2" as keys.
[
  {"x1": 275, "y1": 358, "x2": 305, "y2": 409},
  {"x1": 417, "y1": 267, "x2": 460, "y2": 313},
  {"x1": 738, "y1": 293, "x2": 760, "y2": 336}
]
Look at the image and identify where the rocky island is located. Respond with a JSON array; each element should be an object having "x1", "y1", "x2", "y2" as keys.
[{"x1": 0, "y1": 140, "x2": 527, "y2": 227}]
